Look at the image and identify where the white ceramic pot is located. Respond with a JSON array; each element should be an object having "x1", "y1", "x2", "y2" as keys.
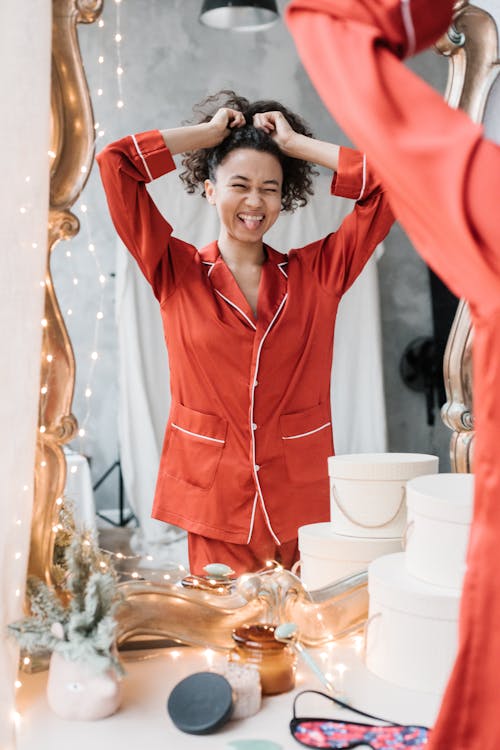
[
  {"x1": 298, "y1": 522, "x2": 402, "y2": 590},
  {"x1": 328, "y1": 453, "x2": 439, "y2": 538},
  {"x1": 405, "y1": 473, "x2": 474, "y2": 590},
  {"x1": 366, "y1": 553, "x2": 460, "y2": 694},
  {"x1": 46, "y1": 651, "x2": 122, "y2": 720}
]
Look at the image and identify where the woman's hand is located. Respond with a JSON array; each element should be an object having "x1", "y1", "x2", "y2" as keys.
[
  {"x1": 207, "y1": 107, "x2": 246, "y2": 146},
  {"x1": 252, "y1": 111, "x2": 296, "y2": 154}
]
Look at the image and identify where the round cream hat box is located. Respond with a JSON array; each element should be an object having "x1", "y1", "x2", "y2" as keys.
[
  {"x1": 366, "y1": 553, "x2": 460, "y2": 695},
  {"x1": 328, "y1": 453, "x2": 439, "y2": 539},
  {"x1": 298, "y1": 522, "x2": 402, "y2": 590},
  {"x1": 405, "y1": 473, "x2": 474, "y2": 590}
]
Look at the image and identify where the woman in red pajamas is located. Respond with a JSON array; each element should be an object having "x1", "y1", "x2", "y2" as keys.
[
  {"x1": 97, "y1": 92, "x2": 394, "y2": 576},
  {"x1": 286, "y1": 1, "x2": 500, "y2": 747}
]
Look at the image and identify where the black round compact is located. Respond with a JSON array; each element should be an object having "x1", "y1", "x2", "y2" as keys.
[{"x1": 167, "y1": 671, "x2": 233, "y2": 734}]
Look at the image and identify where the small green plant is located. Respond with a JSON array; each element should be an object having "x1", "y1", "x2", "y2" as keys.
[{"x1": 8, "y1": 531, "x2": 124, "y2": 675}]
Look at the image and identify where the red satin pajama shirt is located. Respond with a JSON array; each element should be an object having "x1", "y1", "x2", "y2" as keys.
[
  {"x1": 287, "y1": 0, "x2": 500, "y2": 747},
  {"x1": 97, "y1": 130, "x2": 393, "y2": 574}
]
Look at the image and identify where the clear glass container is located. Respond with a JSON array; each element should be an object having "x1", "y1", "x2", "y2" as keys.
[{"x1": 231, "y1": 623, "x2": 296, "y2": 695}]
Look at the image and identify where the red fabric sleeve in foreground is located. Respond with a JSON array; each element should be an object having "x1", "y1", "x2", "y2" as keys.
[{"x1": 286, "y1": 2, "x2": 500, "y2": 750}]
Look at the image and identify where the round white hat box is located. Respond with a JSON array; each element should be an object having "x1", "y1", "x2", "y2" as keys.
[
  {"x1": 328, "y1": 453, "x2": 439, "y2": 538},
  {"x1": 366, "y1": 553, "x2": 460, "y2": 695},
  {"x1": 405, "y1": 473, "x2": 474, "y2": 590},
  {"x1": 298, "y1": 522, "x2": 402, "y2": 590}
]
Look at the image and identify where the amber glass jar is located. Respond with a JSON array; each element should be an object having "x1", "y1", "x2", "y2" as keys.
[{"x1": 231, "y1": 623, "x2": 296, "y2": 695}]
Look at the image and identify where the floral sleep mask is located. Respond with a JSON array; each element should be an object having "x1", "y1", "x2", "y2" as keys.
[{"x1": 290, "y1": 690, "x2": 430, "y2": 749}]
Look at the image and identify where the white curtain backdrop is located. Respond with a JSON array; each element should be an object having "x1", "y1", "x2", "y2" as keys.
[
  {"x1": 116, "y1": 169, "x2": 387, "y2": 557},
  {"x1": 0, "y1": 2, "x2": 52, "y2": 747}
]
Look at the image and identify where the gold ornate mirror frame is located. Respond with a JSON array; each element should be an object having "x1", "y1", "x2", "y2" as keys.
[
  {"x1": 439, "y1": 1, "x2": 500, "y2": 473},
  {"x1": 28, "y1": 0, "x2": 102, "y2": 585},
  {"x1": 28, "y1": 0, "x2": 498, "y2": 644}
]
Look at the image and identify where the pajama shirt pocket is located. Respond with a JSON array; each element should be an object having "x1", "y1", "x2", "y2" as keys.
[
  {"x1": 280, "y1": 403, "x2": 333, "y2": 483},
  {"x1": 165, "y1": 403, "x2": 227, "y2": 490}
]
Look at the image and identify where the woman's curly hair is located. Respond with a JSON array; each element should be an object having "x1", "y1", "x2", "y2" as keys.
[{"x1": 179, "y1": 90, "x2": 318, "y2": 213}]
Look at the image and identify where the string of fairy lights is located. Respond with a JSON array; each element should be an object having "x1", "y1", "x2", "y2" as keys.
[
  {"x1": 38, "y1": 0, "x2": 126, "y2": 468},
  {"x1": 11, "y1": 0, "x2": 129, "y2": 709}
]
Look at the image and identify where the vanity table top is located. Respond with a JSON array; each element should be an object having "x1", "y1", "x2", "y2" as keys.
[{"x1": 15, "y1": 640, "x2": 439, "y2": 750}]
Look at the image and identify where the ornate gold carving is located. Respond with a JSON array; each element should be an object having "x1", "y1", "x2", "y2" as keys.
[
  {"x1": 438, "y1": 3, "x2": 500, "y2": 472},
  {"x1": 28, "y1": 0, "x2": 102, "y2": 585},
  {"x1": 115, "y1": 571, "x2": 368, "y2": 651}
]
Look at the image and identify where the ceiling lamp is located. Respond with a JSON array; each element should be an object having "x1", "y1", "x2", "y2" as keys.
[{"x1": 200, "y1": 0, "x2": 280, "y2": 32}]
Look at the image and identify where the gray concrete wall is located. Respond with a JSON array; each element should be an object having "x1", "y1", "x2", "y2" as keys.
[{"x1": 52, "y1": 0, "x2": 457, "y2": 511}]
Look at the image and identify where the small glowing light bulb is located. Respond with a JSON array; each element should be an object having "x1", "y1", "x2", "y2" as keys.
[
  {"x1": 117, "y1": 66, "x2": 123, "y2": 75},
  {"x1": 40, "y1": 461, "x2": 47, "y2": 469},
  {"x1": 73, "y1": 278, "x2": 78, "y2": 286},
  {"x1": 98, "y1": 18, "x2": 104, "y2": 27},
  {"x1": 15, "y1": 680, "x2": 22, "y2": 689},
  {"x1": 15, "y1": 552, "x2": 21, "y2": 560},
  {"x1": 78, "y1": 428, "x2": 86, "y2": 437},
  {"x1": 99, "y1": 274, "x2": 106, "y2": 284},
  {"x1": 19, "y1": 207, "x2": 26, "y2": 214},
  {"x1": 94, "y1": 122, "x2": 100, "y2": 130},
  {"x1": 80, "y1": 204, "x2": 87, "y2": 213},
  {"x1": 85, "y1": 388, "x2": 92, "y2": 398},
  {"x1": 88, "y1": 243, "x2": 95, "y2": 252},
  {"x1": 39, "y1": 425, "x2": 46, "y2": 433},
  {"x1": 91, "y1": 351, "x2": 99, "y2": 361},
  {"x1": 25, "y1": 176, "x2": 31, "y2": 183},
  {"x1": 65, "y1": 250, "x2": 72, "y2": 257},
  {"x1": 56, "y1": 497, "x2": 63, "y2": 506},
  {"x1": 52, "y1": 525, "x2": 59, "y2": 533},
  {"x1": 32, "y1": 242, "x2": 38, "y2": 249},
  {"x1": 81, "y1": 165, "x2": 87, "y2": 173},
  {"x1": 99, "y1": 561, "x2": 107, "y2": 569},
  {"x1": 67, "y1": 309, "x2": 73, "y2": 316},
  {"x1": 23, "y1": 657, "x2": 30, "y2": 666},
  {"x1": 41, "y1": 318, "x2": 48, "y2": 327},
  {"x1": 115, "y1": 33, "x2": 122, "y2": 42},
  {"x1": 15, "y1": 589, "x2": 21, "y2": 598},
  {"x1": 98, "y1": 129, "x2": 105, "y2": 137},
  {"x1": 98, "y1": 55, "x2": 104, "y2": 64},
  {"x1": 96, "y1": 311, "x2": 104, "y2": 319},
  {"x1": 70, "y1": 466, "x2": 78, "y2": 474},
  {"x1": 46, "y1": 354, "x2": 53, "y2": 362},
  {"x1": 48, "y1": 150, "x2": 56, "y2": 158},
  {"x1": 97, "y1": 88, "x2": 103, "y2": 96},
  {"x1": 131, "y1": 572, "x2": 139, "y2": 579},
  {"x1": 23, "y1": 485, "x2": 29, "y2": 491},
  {"x1": 117, "y1": 100, "x2": 124, "y2": 109}
]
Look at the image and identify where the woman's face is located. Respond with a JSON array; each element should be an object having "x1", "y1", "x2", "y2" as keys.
[{"x1": 205, "y1": 148, "x2": 283, "y2": 246}]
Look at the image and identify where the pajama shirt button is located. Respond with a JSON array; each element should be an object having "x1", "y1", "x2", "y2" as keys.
[
  {"x1": 255, "y1": 465, "x2": 260, "y2": 471},
  {"x1": 252, "y1": 423, "x2": 257, "y2": 430}
]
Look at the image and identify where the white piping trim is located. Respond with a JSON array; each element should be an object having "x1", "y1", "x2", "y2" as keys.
[
  {"x1": 246, "y1": 492, "x2": 259, "y2": 544},
  {"x1": 278, "y1": 261, "x2": 289, "y2": 278},
  {"x1": 131, "y1": 134, "x2": 154, "y2": 183},
  {"x1": 400, "y1": 0, "x2": 416, "y2": 57},
  {"x1": 282, "y1": 421, "x2": 331, "y2": 440},
  {"x1": 356, "y1": 154, "x2": 367, "y2": 202},
  {"x1": 249, "y1": 293, "x2": 288, "y2": 546},
  {"x1": 215, "y1": 289, "x2": 257, "y2": 330},
  {"x1": 202, "y1": 261, "x2": 215, "y2": 277},
  {"x1": 171, "y1": 423, "x2": 225, "y2": 444}
]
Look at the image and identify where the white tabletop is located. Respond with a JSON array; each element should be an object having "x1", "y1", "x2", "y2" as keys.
[{"x1": 15, "y1": 640, "x2": 441, "y2": 750}]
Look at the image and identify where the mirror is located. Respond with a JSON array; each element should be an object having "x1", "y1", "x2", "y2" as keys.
[{"x1": 32, "y1": 0, "x2": 496, "y2": 637}]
